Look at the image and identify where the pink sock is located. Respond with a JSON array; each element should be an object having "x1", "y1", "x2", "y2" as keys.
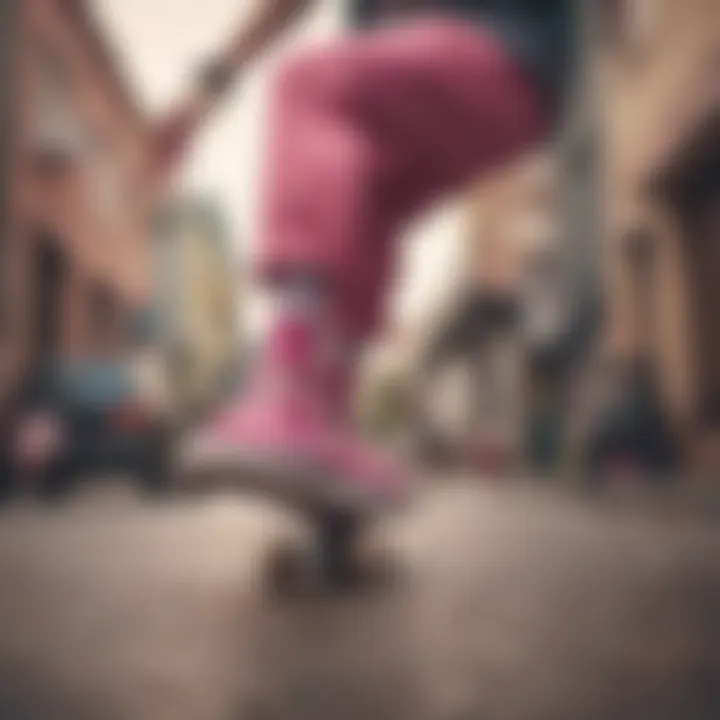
[{"x1": 258, "y1": 274, "x2": 356, "y2": 420}]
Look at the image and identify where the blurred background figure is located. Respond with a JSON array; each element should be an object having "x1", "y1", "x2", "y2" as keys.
[{"x1": 152, "y1": 196, "x2": 242, "y2": 426}]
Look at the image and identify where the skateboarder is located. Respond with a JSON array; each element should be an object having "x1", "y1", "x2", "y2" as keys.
[{"x1": 160, "y1": 0, "x2": 577, "y2": 508}]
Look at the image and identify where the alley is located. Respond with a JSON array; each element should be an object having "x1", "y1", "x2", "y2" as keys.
[{"x1": 0, "y1": 479, "x2": 718, "y2": 720}]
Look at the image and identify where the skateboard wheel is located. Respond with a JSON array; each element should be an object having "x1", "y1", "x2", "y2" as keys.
[{"x1": 317, "y1": 513, "x2": 361, "y2": 587}]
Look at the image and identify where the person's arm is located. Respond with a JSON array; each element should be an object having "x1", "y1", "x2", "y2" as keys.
[{"x1": 150, "y1": 0, "x2": 315, "y2": 184}]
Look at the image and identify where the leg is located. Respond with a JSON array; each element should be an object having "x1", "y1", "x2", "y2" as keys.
[
  {"x1": 260, "y1": 18, "x2": 550, "y2": 337},
  {"x1": 183, "y1": 19, "x2": 549, "y2": 508}
]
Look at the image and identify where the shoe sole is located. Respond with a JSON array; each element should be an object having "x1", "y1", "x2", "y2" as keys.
[{"x1": 174, "y1": 441, "x2": 404, "y2": 518}]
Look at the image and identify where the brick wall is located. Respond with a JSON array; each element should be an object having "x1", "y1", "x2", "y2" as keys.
[
  {"x1": 1, "y1": 0, "x2": 151, "y2": 402},
  {"x1": 602, "y1": 0, "x2": 720, "y2": 472}
]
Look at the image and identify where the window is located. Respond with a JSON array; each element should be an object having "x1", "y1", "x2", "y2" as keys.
[
  {"x1": 33, "y1": 238, "x2": 66, "y2": 360},
  {"x1": 31, "y1": 44, "x2": 84, "y2": 159},
  {"x1": 34, "y1": 43, "x2": 71, "y2": 104},
  {"x1": 606, "y1": 0, "x2": 662, "y2": 57},
  {"x1": 89, "y1": 132, "x2": 128, "y2": 225},
  {"x1": 686, "y1": 170, "x2": 720, "y2": 425},
  {"x1": 625, "y1": 229, "x2": 656, "y2": 356},
  {"x1": 88, "y1": 282, "x2": 121, "y2": 350}
]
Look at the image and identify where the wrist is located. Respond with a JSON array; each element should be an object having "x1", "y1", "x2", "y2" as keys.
[{"x1": 197, "y1": 59, "x2": 234, "y2": 96}]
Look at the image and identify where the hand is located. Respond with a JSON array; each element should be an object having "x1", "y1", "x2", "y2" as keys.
[{"x1": 197, "y1": 60, "x2": 234, "y2": 96}]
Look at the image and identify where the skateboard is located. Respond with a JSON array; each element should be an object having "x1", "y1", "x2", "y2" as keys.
[
  {"x1": 268, "y1": 506, "x2": 366, "y2": 592},
  {"x1": 176, "y1": 443, "x2": 391, "y2": 590}
]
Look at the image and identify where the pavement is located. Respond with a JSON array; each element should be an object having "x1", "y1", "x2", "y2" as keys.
[{"x1": 0, "y1": 477, "x2": 719, "y2": 720}]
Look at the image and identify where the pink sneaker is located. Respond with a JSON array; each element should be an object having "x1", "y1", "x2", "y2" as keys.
[{"x1": 179, "y1": 315, "x2": 410, "y2": 513}]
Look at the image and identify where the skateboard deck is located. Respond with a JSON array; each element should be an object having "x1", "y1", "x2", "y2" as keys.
[
  {"x1": 176, "y1": 446, "x2": 393, "y2": 589},
  {"x1": 267, "y1": 508, "x2": 367, "y2": 591}
]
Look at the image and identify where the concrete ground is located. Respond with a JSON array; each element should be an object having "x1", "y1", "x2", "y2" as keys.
[{"x1": 0, "y1": 477, "x2": 718, "y2": 720}]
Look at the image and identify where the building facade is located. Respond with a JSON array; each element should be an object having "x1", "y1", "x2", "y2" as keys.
[
  {"x1": 1, "y1": 0, "x2": 151, "y2": 404},
  {"x1": 602, "y1": 0, "x2": 720, "y2": 477}
]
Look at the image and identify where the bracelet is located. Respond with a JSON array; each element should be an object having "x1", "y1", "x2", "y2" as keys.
[{"x1": 198, "y1": 60, "x2": 233, "y2": 95}]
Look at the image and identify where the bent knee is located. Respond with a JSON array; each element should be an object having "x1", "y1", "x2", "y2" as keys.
[{"x1": 273, "y1": 45, "x2": 362, "y2": 108}]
